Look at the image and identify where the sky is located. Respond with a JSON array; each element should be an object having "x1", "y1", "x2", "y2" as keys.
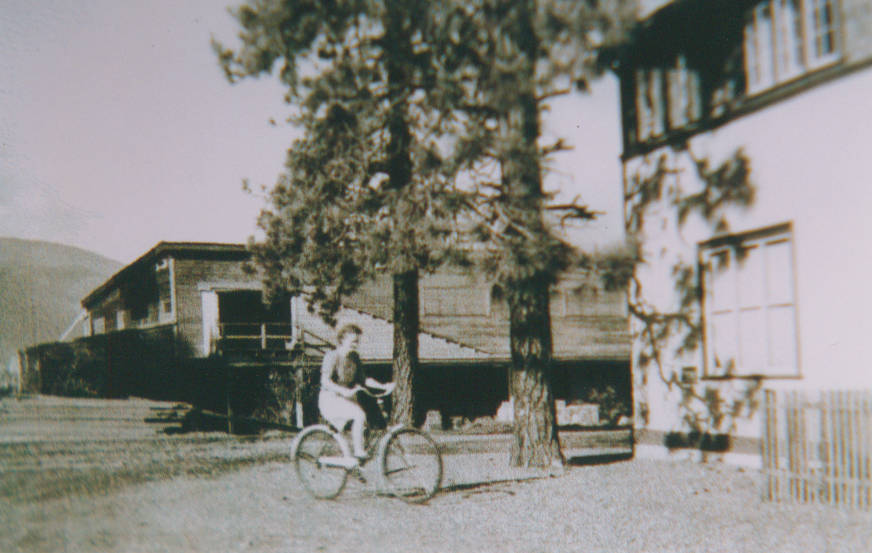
[{"x1": 1, "y1": 0, "x2": 627, "y2": 265}]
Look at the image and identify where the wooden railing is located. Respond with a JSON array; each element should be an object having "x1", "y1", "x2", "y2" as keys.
[
  {"x1": 218, "y1": 323, "x2": 294, "y2": 352},
  {"x1": 762, "y1": 389, "x2": 872, "y2": 509}
]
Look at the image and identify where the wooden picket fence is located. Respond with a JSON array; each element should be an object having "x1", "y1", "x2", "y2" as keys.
[{"x1": 762, "y1": 389, "x2": 872, "y2": 509}]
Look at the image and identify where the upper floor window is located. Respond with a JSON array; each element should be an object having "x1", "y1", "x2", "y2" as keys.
[
  {"x1": 667, "y1": 55, "x2": 702, "y2": 130},
  {"x1": 702, "y1": 226, "x2": 798, "y2": 377},
  {"x1": 744, "y1": 0, "x2": 840, "y2": 94},
  {"x1": 636, "y1": 68, "x2": 665, "y2": 141},
  {"x1": 635, "y1": 55, "x2": 701, "y2": 143},
  {"x1": 92, "y1": 317, "x2": 105, "y2": 335}
]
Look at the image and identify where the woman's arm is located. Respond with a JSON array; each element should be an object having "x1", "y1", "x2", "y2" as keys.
[
  {"x1": 323, "y1": 379, "x2": 360, "y2": 398},
  {"x1": 364, "y1": 378, "x2": 395, "y2": 393}
]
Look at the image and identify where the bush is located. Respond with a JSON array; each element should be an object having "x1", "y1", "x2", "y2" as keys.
[{"x1": 585, "y1": 386, "x2": 631, "y2": 426}]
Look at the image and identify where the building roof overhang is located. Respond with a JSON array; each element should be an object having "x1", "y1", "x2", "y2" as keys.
[
  {"x1": 603, "y1": 0, "x2": 748, "y2": 71},
  {"x1": 81, "y1": 241, "x2": 250, "y2": 309}
]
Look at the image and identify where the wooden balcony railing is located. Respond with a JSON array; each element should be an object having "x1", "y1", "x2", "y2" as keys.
[{"x1": 217, "y1": 323, "x2": 294, "y2": 353}]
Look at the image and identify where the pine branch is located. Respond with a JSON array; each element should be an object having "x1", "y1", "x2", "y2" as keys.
[
  {"x1": 535, "y1": 88, "x2": 571, "y2": 103},
  {"x1": 540, "y1": 138, "x2": 572, "y2": 157},
  {"x1": 545, "y1": 196, "x2": 600, "y2": 222}
]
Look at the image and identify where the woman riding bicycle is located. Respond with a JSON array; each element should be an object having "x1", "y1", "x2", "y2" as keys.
[{"x1": 318, "y1": 323, "x2": 394, "y2": 461}]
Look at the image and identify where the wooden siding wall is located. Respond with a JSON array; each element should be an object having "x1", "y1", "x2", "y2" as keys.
[
  {"x1": 344, "y1": 269, "x2": 630, "y2": 361},
  {"x1": 172, "y1": 257, "x2": 260, "y2": 358}
]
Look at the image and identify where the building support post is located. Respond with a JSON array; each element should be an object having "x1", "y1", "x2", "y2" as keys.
[{"x1": 226, "y1": 363, "x2": 234, "y2": 434}]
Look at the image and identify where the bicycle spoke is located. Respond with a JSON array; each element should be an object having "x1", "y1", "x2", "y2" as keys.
[
  {"x1": 380, "y1": 428, "x2": 442, "y2": 504},
  {"x1": 295, "y1": 451, "x2": 317, "y2": 463},
  {"x1": 293, "y1": 428, "x2": 349, "y2": 500}
]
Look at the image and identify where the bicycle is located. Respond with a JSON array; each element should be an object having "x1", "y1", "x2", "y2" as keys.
[{"x1": 290, "y1": 386, "x2": 443, "y2": 504}]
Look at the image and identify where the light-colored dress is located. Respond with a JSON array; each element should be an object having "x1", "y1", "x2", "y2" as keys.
[{"x1": 318, "y1": 349, "x2": 366, "y2": 431}]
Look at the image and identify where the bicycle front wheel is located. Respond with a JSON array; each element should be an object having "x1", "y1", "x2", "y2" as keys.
[
  {"x1": 293, "y1": 427, "x2": 348, "y2": 500},
  {"x1": 379, "y1": 428, "x2": 442, "y2": 503}
]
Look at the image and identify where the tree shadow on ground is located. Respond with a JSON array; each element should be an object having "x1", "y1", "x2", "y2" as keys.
[
  {"x1": 566, "y1": 452, "x2": 633, "y2": 466},
  {"x1": 438, "y1": 480, "x2": 523, "y2": 501}
]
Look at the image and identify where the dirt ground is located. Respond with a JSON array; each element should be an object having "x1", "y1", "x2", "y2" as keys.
[
  {"x1": 4, "y1": 439, "x2": 872, "y2": 552},
  {"x1": 2, "y1": 397, "x2": 871, "y2": 552}
]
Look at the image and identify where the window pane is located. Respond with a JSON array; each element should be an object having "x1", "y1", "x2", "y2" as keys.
[
  {"x1": 739, "y1": 308, "x2": 766, "y2": 372},
  {"x1": 737, "y1": 245, "x2": 765, "y2": 308},
  {"x1": 709, "y1": 251, "x2": 735, "y2": 312},
  {"x1": 744, "y1": 16, "x2": 761, "y2": 91},
  {"x1": 821, "y1": 0, "x2": 836, "y2": 54},
  {"x1": 635, "y1": 69, "x2": 651, "y2": 140},
  {"x1": 666, "y1": 55, "x2": 702, "y2": 129},
  {"x1": 687, "y1": 69, "x2": 701, "y2": 122},
  {"x1": 775, "y1": 0, "x2": 804, "y2": 79},
  {"x1": 755, "y1": 2, "x2": 776, "y2": 89},
  {"x1": 667, "y1": 66, "x2": 687, "y2": 129},
  {"x1": 768, "y1": 305, "x2": 798, "y2": 368},
  {"x1": 649, "y1": 70, "x2": 665, "y2": 137},
  {"x1": 765, "y1": 239, "x2": 794, "y2": 305},
  {"x1": 810, "y1": 0, "x2": 837, "y2": 58},
  {"x1": 711, "y1": 313, "x2": 738, "y2": 374}
]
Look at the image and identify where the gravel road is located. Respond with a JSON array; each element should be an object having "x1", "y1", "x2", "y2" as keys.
[
  {"x1": 3, "y1": 437, "x2": 871, "y2": 552},
  {"x1": 2, "y1": 396, "x2": 870, "y2": 552}
]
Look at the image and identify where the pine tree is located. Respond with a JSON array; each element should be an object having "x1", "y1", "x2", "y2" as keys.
[
  {"x1": 215, "y1": 0, "x2": 636, "y2": 457},
  {"x1": 214, "y1": 0, "x2": 466, "y2": 425},
  {"x1": 445, "y1": 0, "x2": 634, "y2": 467}
]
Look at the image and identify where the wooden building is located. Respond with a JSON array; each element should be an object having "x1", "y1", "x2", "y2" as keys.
[{"x1": 66, "y1": 241, "x2": 629, "y2": 422}]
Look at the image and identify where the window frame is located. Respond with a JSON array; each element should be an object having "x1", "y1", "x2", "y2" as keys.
[
  {"x1": 744, "y1": 0, "x2": 841, "y2": 95},
  {"x1": 635, "y1": 53, "x2": 704, "y2": 142},
  {"x1": 700, "y1": 225, "x2": 801, "y2": 379}
]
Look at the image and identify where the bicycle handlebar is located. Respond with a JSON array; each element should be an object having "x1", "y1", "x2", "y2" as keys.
[{"x1": 351, "y1": 384, "x2": 394, "y2": 399}]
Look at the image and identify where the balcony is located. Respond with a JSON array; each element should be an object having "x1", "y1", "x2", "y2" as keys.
[{"x1": 216, "y1": 323, "x2": 294, "y2": 355}]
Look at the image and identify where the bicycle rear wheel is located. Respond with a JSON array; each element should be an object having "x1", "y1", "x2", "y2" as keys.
[
  {"x1": 292, "y1": 427, "x2": 348, "y2": 499},
  {"x1": 379, "y1": 427, "x2": 442, "y2": 503}
]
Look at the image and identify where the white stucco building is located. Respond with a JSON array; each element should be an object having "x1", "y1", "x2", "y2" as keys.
[{"x1": 615, "y1": 0, "x2": 872, "y2": 465}]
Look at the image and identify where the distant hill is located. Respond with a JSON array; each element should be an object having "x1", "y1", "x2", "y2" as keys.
[{"x1": 0, "y1": 238, "x2": 122, "y2": 377}]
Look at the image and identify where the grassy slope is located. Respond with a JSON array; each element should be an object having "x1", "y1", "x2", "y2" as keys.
[{"x1": 0, "y1": 238, "x2": 122, "y2": 371}]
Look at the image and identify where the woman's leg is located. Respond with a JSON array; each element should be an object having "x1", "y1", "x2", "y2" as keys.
[
  {"x1": 320, "y1": 392, "x2": 366, "y2": 457},
  {"x1": 348, "y1": 406, "x2": 366, "y2": 458}
]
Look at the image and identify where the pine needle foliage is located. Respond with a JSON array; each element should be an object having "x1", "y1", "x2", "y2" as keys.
[
  {"x1": 214, "y1": 0, "x2": 637, "y2": 447},
  {"x1": 437, "y1": 0, "x2": 636, "y2": 467},
  {"x1": 214, "y1": 0, "x2": 470, "y2": 425}
]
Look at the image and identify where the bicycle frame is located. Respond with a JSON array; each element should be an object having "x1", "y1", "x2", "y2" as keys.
[
  {"x1": 293, "y1": 384, "x2": 442, "y2": 503},
  {"x1": 317, "y1": 424, "x2": 398, "y2": 470}
]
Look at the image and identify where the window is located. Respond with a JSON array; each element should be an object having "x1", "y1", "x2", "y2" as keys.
[
  {"x1": 215, "y1": 290, "x2": 292, "y2": 352},
  {"x1": 635, "y1": 68, "x2": 665, "y2": 141},
  {"x1": 635, "y1": 55, "x2": 701, "y2": 143},
  {"x1": 666, "y1": 55, "x2": 701, "y2": 130},
  {"x1": 702, "y1": 227, "x2": 798, "y2": 377},
  {"x1": 157, "y1": 261, "x2": 173, "y2": 323},
  {"x1": 744, "y1": 0, "x2": 839, "y2": 94}
]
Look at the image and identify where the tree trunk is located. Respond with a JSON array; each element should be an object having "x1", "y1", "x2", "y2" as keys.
[
  {"x1": 507, "y1": 278, "x2": 564, "y2": 467},
  {"x1": 383, "y1": 0, "x2": 421, "y2": 427},
  {"x1": 391, "y1": 270, "x2": 420, "y2": 426},
  {"x1": 496, "y1": 0, "x2": 563, "y2": 468}
]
